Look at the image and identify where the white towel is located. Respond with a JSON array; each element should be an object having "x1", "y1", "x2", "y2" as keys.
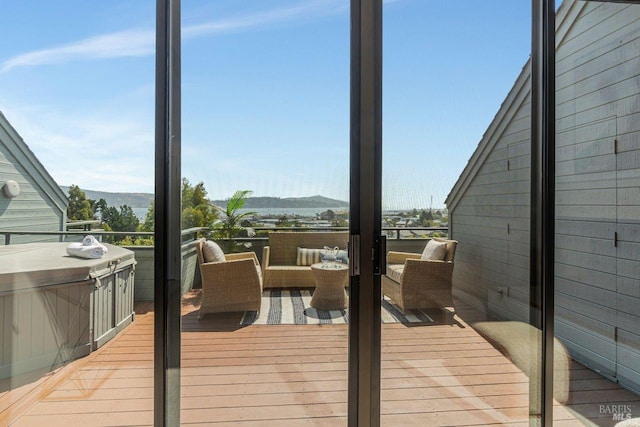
[
  {"x1": 82, "y1": 235, "x2": 98, "y2": 246},
  {"x1": 66, "y1": 242, "x2": 107, "y2": 259}
]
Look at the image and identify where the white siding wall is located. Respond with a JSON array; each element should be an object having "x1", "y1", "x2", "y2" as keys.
[{"x1": 450, "y1": 1, "x2": 640, "y2": 394}]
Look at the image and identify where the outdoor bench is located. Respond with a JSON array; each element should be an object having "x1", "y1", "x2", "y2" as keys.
[{"x1": 262, "y1": 231, "x2": 349, "y2": 288}]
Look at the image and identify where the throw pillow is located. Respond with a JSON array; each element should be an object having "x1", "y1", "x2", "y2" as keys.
[
  {"x1": 336, "y1": 249, "x2": 349, "y2": 264},
  {"x1": 297, "y1": 247, "x2": 324, "y2": 266},
  {"x1": 202, "y1": 240, "x2": 226, "y2": 263},
  {"x1": 421, "y1": 239, "x2": 448, "y2": 261}
]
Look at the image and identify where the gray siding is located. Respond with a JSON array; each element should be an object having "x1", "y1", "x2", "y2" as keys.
[
  {"x1": 451, "y1": 95, "x2": 532, "y2": 319},
  {"x1": 448, "y1": 1, "x2": 640, "y2": 394},
  {"x1": 555, "y1": 2, "x2": 640, "y2": 392},
  {"x1": 0, "y1": 113, "x2": 67, "y2": 243}
]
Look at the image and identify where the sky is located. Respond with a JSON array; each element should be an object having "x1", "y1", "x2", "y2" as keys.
[{"x1": 0, "y1": 0, "x2": 534, "y2": 209}]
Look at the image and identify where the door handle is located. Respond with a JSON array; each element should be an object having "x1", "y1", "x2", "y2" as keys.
[
  {"x1": 349, "y1": 235, "x2": 360, "y2": 277},
  {"x1": 374, "y1": 235, "x2": 387, "y2": 275}
]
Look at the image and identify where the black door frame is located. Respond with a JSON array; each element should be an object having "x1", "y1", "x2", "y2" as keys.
[
  {"x1": 154, "y1": 0, "x2": 181, "y2": 425},
  {"x1": 531, "y1": 0, "x2": 555, "y2": 424},
  {"x1": 349, "y1": 0, "x2": 383, "y2": 425}
]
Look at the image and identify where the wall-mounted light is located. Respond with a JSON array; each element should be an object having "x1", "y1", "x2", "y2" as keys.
[{"x1": 2, "y1": 180, "x2": 20, "y2": 198}]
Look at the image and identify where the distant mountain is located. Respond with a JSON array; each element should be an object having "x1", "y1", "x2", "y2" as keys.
[
  {"x1": 60, "y1": 186, "x2": 154, "y2": 209},
  {"x1": 60, "y1": 187, "x2": 347, "y2": 210},
  {"x1": 212, "y1": 195, "x2": 349, "y2": 209}
]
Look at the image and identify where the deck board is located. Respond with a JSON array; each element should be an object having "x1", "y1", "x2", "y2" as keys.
[{"x1": 2, "y1": 293, "x2": 639, "y2": 426}]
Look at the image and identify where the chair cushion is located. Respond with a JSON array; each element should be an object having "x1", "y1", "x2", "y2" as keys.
[
  {"x1": 421, "y1": 239, "x2": 447, "y2": 260},
  {"x1": 297, "y1": 247, "x2": 324, "y2": 265},
  {"x1": 202, "y1": 240, "x2": 226, "y2": 263},
  {"x1": 386, "y1": 264, "x2": 404, "y2": 283}
]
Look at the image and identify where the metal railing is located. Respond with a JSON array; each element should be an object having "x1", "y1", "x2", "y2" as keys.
[
  {"x1": 66, "y1": 219, "x2": 102, "y2": 231},
  {"x1": 0, "y1": 226, "x2": 447, "y2": 246},
  {"x1": 1, "y1": 227, "x2": 208, "y2": 246}
]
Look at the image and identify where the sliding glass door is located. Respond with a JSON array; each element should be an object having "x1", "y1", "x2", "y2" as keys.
[
  {"x1": 553, "y1": 1, "x2": 640, "y2": 424},
  {"x1": 155, "y1": 0, "x2": 640, "y2": 425},
  {"x1": 5, "y1": 0, "x2": 611, "y2": 425},
  {"x1": 179, "y1": 1, "x2": 352, "y2": 425},
  {"x1": 379, "y1": 1, "x2": 541, "y2": 424}
]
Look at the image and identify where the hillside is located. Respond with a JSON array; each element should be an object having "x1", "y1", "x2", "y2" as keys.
[
  {"x1": 211, "y1": 195, "x2": 349, "y2": 209},
  {"x1": 60, "y1": 188, "x2": 347, "y2": 210},
  {"x1": 60, "y1": 186, "x2": 154, "y2": 209}
]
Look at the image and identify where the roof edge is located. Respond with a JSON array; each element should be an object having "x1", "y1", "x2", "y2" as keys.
[
  {"x1": 445, "y1": 0, "x2": 587, "y2": 212},
  {"x1": 0, "y1": 110, "x2": 69, "y2": 211}
]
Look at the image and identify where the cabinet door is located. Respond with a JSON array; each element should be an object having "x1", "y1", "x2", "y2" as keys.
[
  {"x1": 115, "y1": 267, "x2": 135, "y2": 332},
  {"x1": 92, "y1": 275, "x2": 115, "y2": 349}
]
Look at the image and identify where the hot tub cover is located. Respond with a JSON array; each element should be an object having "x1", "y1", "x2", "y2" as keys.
[{"x1": 0, "y1": 242, "x2": 136, "y2": 292}]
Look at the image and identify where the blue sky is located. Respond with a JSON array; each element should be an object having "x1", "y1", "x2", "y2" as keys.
[{"x1": 0, "y1": 1, "x2": 532, "y2": 209}]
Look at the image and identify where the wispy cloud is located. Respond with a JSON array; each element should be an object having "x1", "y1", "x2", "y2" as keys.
[
  {"x1": 0, "y1": 0, "x2": 349, "y2": 74},
  {"x1": 183, "y1": 0, "x2": 346, "y2": 39},
  {"x1": 3, "y1": 100, "x2": 155, "y2": 193},
  {"x1": 0, "y1": 29, "x2": 155, "y2": 73}
]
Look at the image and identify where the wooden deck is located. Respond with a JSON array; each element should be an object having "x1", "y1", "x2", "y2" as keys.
[{"x1": 2, "y1": 292, "x2": 639, "y2": 426}]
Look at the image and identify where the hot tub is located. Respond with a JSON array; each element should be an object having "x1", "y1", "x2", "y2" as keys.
[{"x1": 0, "y1": 242, "x2": 136, "y2": 380}]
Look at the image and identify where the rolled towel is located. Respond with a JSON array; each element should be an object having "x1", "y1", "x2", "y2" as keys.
[
  {"x1": 66, "y1": 242, "x2": 107, "y2": 259},
  {"x1": 81, "y1": 235, "x2": 107, "y2": 253},
  {"x1": 82, "y1": 235, "x2": 97, "y2": 246}
]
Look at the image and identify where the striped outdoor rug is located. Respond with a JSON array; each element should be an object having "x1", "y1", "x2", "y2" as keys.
[{"x1": 240, "y1": 289, "x2": 433, "y2": 325}]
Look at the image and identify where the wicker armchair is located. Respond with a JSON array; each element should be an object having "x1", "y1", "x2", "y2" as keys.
[
  {"x1": 195, "y1": 239, "x2": 262, "y2": 318},
  {"x1": 382, "y1": 238, "x2": 457, "y2": 313}
]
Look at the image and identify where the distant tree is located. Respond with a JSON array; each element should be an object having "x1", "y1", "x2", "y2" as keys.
[
  {"x1": 92, "y1": 198, "x2": 108, "y2": 220},
  {"x1": 118, "y1": 235, "x2": 154, "y2": 246},
  {"x1": 67, "y1": 185, "x2": 94, "y2": 220},
  {"x1": 419, "y1": 209, "x2": 434, "y2": 226},
  {"x1": 140, "y1": 201, "x2": 155, "y2": 232},
  {"x1": 212, "y1": 190, "x2": 256, "y2": 252},
  {"x1": 137, "y1": 179, "x2": 218, "y2": 233},
  {"x1": 320, "y1": 209, "x2": 336, "y2": 221},
  {"x1": 332, "y1": 218, "x2": 348, "y2": 227},
  {"x1": 276, "y1": 215, "x2": 292, "y2": 227},
  {"x1": 275, "y1": 215, "x2": 301, "y2": 228},
  {"x1": 101, "y1": 205, "x2": 140, "y2": 243},
  {"x1": 181, "y1": 178, "x2": 218, "y2": 230}
]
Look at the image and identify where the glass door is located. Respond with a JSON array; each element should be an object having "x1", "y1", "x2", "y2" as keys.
[
  {"x1": 179, "y1": 1, "x2": 352, "y2": 424},
  {"x1": 379, "y1": 1, "x2": 543, "y2": 424},
  {"x1": 0, "y1": 2, "x2": 155, "y2": 425},
  {"x1": 553, "y1": 0, "x2": 640, "y2": 424},
  {"x1": 133, "y1": 0, "x2": 640, "y2": 425}
]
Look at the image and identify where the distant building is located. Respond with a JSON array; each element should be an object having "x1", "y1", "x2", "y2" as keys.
[
  {"x1": 446, "y1": 1, "x2": 640, "y2": 393},
  {"x1": 0, "y1": 111, "x2": 68, "y2": 244}
]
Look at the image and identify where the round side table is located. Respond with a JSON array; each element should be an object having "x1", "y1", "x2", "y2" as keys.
[{"x1": 310, "y1": 262, "x2": 349, "y2": 310}]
